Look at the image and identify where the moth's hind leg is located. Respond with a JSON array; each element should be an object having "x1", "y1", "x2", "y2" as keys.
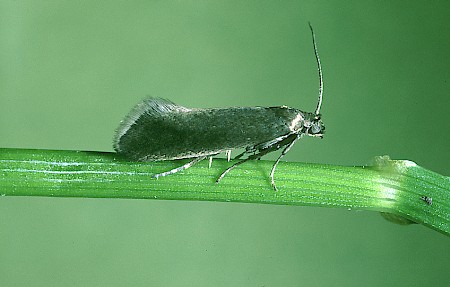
[
  {"x1": 216, "y1": 149, "x2": 266, "y2": 183},
  {"x1": 153, "y1": 156, "x2": 207, "y2": 179},
  {"x1": 215, "y1": 157, "x2": 255, "y2": 184}
]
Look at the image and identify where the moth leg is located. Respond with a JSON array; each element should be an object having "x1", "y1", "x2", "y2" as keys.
[
  {"x1": 234, "y1": 150, "x2": 246, "y2": 160},
  {"x1": 234, "y1": 134, "x2": 291, "y2": 161},
  {"x1": 216, "y1": 157, "x2": 254, "y2": 184},
  {"x1": 207, "y1": 152, "x2": 221, "y2": 168},
  {"x1": 216, "y1": 149, "x2": 268, "y2": 183},
  {"x1": 153, "y1": 156, "x2": 207, "y2": 179},
  {"x1": 270, "y1": 137, "x2": 299, "y2": 191},
  {"x1": 226, "y1": 150, "x2": 232, "y2": 162},
  {"x1": 217, "y1": 134, "x2": 298, "y2": 185}
]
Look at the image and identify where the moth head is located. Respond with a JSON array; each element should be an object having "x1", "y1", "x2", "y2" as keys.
[{"x1": 303, "y1": 113, "x2": 325, "y2": 138}]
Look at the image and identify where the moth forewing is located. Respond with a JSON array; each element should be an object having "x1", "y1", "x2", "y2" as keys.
[{"x1": 114, "y1": 101, "x2": 300, "y2": 161}]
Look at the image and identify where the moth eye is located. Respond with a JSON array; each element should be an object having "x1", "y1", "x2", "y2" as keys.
[{"x1": 311, "y1": 122, "x2": 322, "y2": 134}]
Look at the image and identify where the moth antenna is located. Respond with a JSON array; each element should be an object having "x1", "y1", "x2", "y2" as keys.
[{"x1": 308, "y1": 22, "x2": 323, "y2": 116}]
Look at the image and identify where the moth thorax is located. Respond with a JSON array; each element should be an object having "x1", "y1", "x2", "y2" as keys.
[{"x1": 288, "y1": 112, "x2": 305, "y2": 133}]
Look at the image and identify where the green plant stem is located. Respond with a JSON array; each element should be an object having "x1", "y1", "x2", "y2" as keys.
[{"x1": 0, "y1": 148, "x2": 448, "y2": 235}]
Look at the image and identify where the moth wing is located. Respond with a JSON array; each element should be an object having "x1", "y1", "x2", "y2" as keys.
[{"x1": 114, "y1": 98, "x2": 190, "y2": 152}]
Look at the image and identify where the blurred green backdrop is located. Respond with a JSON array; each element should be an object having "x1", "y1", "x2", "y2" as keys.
[{"x1": 1, "y1": 1, "x2": 449, "y2": 286}]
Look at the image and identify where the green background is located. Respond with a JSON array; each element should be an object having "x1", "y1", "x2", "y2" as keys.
[{"x1": 1, "y1": 1, "x2": 449, "y2": 286}]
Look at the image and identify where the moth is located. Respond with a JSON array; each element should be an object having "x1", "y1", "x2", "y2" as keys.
[{"x1": 114, "y1": 24, "x2": 325, "y2": 191}]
